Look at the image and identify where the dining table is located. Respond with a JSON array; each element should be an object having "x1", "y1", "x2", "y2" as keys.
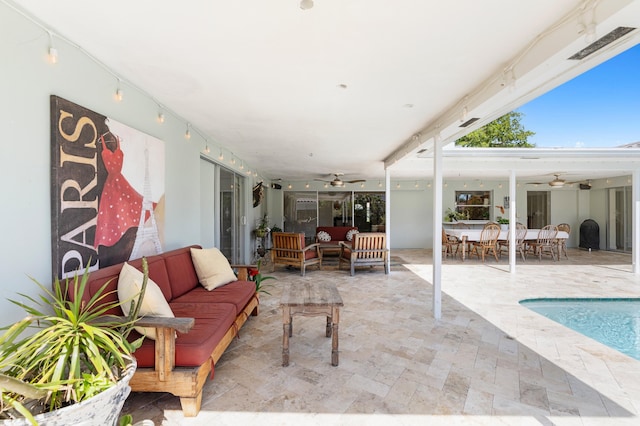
[{"x1": 445, "y1": 228, "x2": 569, "y2": 261}]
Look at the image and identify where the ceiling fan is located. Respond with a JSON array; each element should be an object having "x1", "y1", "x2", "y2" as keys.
[
  {"x1": 314, "y1": 173, "x2": 365, "y2": 187},
  {"x1": 527, "y1": 174, "x2": 585, "y2": 188}
]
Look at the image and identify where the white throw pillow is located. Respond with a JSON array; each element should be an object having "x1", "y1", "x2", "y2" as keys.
[
  {"x1": 346, "y1": 229, "x2": 359, "y2": 241},
  {"x1": 190, "y1": 247, "x2": 238, "y2": 290},
  {"x1": 117, "y1": 262, "x2": 175, "y2": 340},
  {"x1": 317, "y1": 230, "x2": 331, "y2": 242}
]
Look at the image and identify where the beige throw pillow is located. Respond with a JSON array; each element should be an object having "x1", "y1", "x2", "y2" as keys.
[
  {"x1": 117, "y1": 262, "x2": 175, "y2": 340},
  {"x1": 190, "y1": 247, "x2": 238, "y2": 290}
]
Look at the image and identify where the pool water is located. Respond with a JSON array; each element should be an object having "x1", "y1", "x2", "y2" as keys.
[{"x1": 519, "y1": 298, "x2": 640, "y2": 360}]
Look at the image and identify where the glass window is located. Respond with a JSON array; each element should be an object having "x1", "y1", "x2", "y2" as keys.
[
  {"x1": 354, "y1": 192, "x2": 385, "y2": 232},
  {"x1": 455, "y1": 190, "x2": 491, "y2": 220},
  {"x1": 283, "y1": 191, "x2": 317, "y2": 244}
]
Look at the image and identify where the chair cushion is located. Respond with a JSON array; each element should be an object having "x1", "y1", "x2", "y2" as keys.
[
  {"x1": 118, "y1": 262, "x2": 175, "y2": 340},
  {"x1": 190, "y1": 247, "x2": 238, "y2": 290}
]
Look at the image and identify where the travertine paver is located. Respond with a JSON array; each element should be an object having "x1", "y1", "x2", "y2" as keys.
[{"x1": 123, "y1": 249, "x2": 640, "y2": 425}]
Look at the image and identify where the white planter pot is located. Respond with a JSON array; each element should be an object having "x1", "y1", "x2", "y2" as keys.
[
  {"x1": 2, "y1": 357, "x2": 136, "y2": 426},
  {"x1": 501, "y1": 224, "x2": 509, "y2": 231}
]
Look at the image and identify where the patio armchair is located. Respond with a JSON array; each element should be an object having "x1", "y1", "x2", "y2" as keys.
[
  {"x1": 271, "y1": 232, "x2": 321, "y2": 276},
  {"x1": 338, "y1": 232, "x2": 389, "y2": 276}
]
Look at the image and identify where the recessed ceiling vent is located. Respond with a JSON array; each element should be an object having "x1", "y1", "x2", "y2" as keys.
[
  {"x1": 459, "y1": 117, "x2": 480, "y2": 128},
  {"x1": 568, "y1": 26, "x2": 636, "y2": 60}
]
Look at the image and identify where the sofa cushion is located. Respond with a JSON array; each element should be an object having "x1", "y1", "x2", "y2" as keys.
[
  {"x1": 190, "y1": 247, "x2": 238, "y2": 290},
  {"x1": 316, "y1": 230, "x2": 331, "y2": 242},
  {"x1": 162, "y1": 246, "x2": 201, "y2": 299},
  {"x1": 346, "y1": 229, "x2": 359, "y2": 241},
  {"x1": 171, "y1": 280, "x2": 255, "y2": 316},
  {"x1": 132, "y1": 302, "x2": 236, "y2": 368},
  {"x1": 118, "y1": 262, "x2": 175, "y2": 340}
]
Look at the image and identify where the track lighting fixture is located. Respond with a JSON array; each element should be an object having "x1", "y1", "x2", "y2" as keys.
[
  {"x1": 47, "y1": 31, "x2": 57, "y2": 64},
  {"x1": 218, "y1": 149, "x2": 224, "y2": 161},
  {"x1": 157, "y1": 112, "x2": 165, "y2": 124},
  {"x1": 185, "y1": 124, "x2": 191, "y2": 139},
  {"x1": 300, "y1": 0, "x2": 314, "y2": 10},
  {"x1": 115, "y1": 80, "x2": 123, "y2": 102}
]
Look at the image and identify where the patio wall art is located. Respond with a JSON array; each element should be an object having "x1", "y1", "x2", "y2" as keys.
[{"x1": 50, "y1": 95, "x2": 165, "y2": 279}]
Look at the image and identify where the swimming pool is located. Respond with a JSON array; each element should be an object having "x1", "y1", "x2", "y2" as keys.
[{"x1": 519, "y1": 298, "x2": 640, "y2": 360}]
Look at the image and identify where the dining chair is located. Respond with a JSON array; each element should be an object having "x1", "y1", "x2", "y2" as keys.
[
  {"x1": 442, "y1": 228, "x2": 461, "y2": 259},
  {"x1": 528, "y1": 225, "x2": 558, "y2": 261},
  {"x1": 556, "y1": 223, "x2": 570, "y2": 259},
  {"x1": 498, "y1": 222, "x2": 528, "y2": 261},
  {"x1": 469, "y1": 223, "x2": 500, "y2": 262}
]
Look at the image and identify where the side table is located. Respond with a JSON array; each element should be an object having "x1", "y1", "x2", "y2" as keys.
[{"x1": 280, "y1": 281, "x2": 344, "y2": 366}]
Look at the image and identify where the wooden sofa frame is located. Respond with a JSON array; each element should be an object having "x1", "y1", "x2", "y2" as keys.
[{"x1": 129, "y1": 265, "x2": 258, "y2": 416}]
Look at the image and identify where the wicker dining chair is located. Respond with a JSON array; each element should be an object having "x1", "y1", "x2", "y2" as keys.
[
  {"x1": 528, "y1": 225, "x2": 558, "y2": 261},
  {"x1": 469, "y1": 223, "x2": 501, "y2": 262},
  {"x1": 556, "y1": 223, "x2": 570, "y2": 259},
  {"x1": 442, "y1": 228, "x2": 461, "y2": 259},
  {"x1": 498, "y1": 222, "x2": 528, "y2": 261}
]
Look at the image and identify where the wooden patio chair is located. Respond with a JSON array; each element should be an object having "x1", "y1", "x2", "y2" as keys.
[
  {"x1": 271, "y1": 232, "x2": 320, "y2": 276},
  {"x1": 498, "y1": 222, "x2": 528, "y2": 261},
  {"x1": 338, "y1": 232, "x2": 389, "y2": 276},
  {"x1": 469, "y1": 223, "x2": 500, "y2": 262},
  {"x1": 528, "y1": 225, "x2": 558, "y2": 261},
  {"x1": 442, "y1": 228, "x2": 461, "y2": 259},
  {"x1": 555, "y1": 223, "x2": 570, "y2": 259}
]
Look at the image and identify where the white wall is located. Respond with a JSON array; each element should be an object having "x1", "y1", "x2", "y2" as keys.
[
  {"x1": 0, "y1": 5, "x2": 261, "y2": 323},
  {"x1": 390, "y1": 190, "x2": 432, "y2": 248}
]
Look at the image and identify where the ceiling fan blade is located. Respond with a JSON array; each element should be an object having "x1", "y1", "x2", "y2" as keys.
[
  {"x1": 314, "y1": 178, "x2": 331, "y2": 182},
  {"x1": 346, "y1": 179, "x2": 366, "y2": 183}
]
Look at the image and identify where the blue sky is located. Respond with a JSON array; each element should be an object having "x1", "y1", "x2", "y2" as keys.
[{"x1": 516, "y1": 43, "x2": 640, "y2": 148}]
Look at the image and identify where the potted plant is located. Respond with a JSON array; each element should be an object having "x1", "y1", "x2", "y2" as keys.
[
  {"x1": 0, "y1": 260, "x2": 148, "y2": 426},
  {"x1": 497, "y1": 217, "x2": 509, "y2": 230},
  {"x1": 248, "y1": 260, "x2": 276, "y2": 296},
  {"x1": 255, "y1": 214, "x2": 270, "y2": 238}
]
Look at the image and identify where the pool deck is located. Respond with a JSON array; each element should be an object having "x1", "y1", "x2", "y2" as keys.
[{"x1": 123, "y1": 248, "x2": 640, "y2": 425}]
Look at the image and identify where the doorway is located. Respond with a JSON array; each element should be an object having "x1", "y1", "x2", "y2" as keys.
[
  {"x1": 219, "y1": 168, "x2": 245, "y2": 263},
  {"x1": 527, "y1": 191, "x2": 550, "y2": 229},
  {"x1": 607, "y1": 186, "x2": 632, "y2": 252}
]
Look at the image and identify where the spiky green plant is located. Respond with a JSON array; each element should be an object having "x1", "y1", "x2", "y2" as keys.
[{"x1": 0, "y1": 259, "x2": 148, "y2": 424}]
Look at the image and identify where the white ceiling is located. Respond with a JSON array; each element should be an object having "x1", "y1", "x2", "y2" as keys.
[{"x1": 10, "y1": 0, "x2": 640, "y2": 183}]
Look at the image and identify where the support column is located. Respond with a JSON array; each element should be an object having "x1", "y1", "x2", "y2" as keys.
[
  {"x1": 385, "y1": 168, "x2": 391, "y2": 274},
  {"x1": 509, "y1": 170, "x2": 517, "y2": 273},
  {"x1": 633, "y1": 170, "x2": 640, "y2": 274},
  {"x1": 432, "y1": 138, "x2": 443, "y2": 319}
]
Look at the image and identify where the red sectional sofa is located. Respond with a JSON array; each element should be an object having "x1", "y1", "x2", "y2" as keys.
[{"x1": 69, "y1": 245, "x2": 259, "y2": 417}]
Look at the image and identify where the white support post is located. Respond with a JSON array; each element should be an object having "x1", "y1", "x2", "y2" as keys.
[
  {"x1": 432, "y1": 139, "x2": 443, "y2": 320},
  {"x1": 509, "y1": 170, "x2": 516, "y2": 273},
  {"x1": 385, "y1": 169, "x2": 391, "y2": 273},
  {"x1": 633, "y1": 170, "x2": 640, "y2": 274}
]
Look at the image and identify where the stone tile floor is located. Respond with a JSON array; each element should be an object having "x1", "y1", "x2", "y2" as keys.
[{"x1": 123, "y1": 249, "x2": 640, "y2": 425}]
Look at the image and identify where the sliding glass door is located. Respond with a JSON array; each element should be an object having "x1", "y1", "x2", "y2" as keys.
[
  {"x1": 200, "y1": 157, "x2": 246, "y2": 264},
  {"x1": 219, "y1": 168, "x2": 245, "y2": 263}
]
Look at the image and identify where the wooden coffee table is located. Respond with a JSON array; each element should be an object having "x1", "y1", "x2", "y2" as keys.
[{"x1": 280, "y1": 281, "x2": 344, "y2": 366}]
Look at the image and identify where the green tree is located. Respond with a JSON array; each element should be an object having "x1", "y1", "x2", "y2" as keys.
[{"x1": 455, "y1": 111, "x2": 535, "y2": 147}]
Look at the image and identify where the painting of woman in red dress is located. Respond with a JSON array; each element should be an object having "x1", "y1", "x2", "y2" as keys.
[{"x1": 94, "y1": 119, "x2": 165, "y2": 265}]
